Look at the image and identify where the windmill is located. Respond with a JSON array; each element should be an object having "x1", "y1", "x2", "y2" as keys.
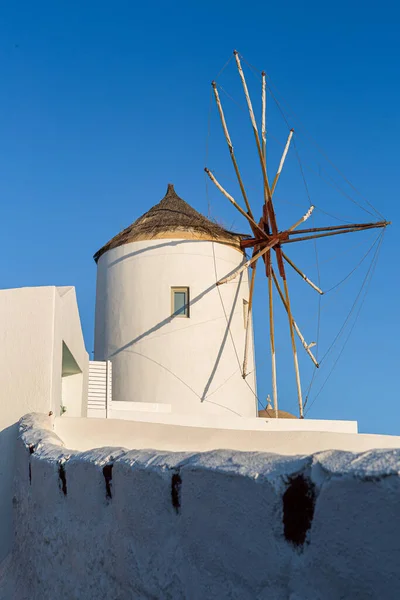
[{"x1": 205, "y1": 50, "x2": 390, "y2": 419}]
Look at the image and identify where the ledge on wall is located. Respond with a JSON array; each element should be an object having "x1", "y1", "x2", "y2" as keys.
[
  {"x1": 55, "y1": 410, "x2": 400, "y2": 455},
  {"x1": 88, "y1": 401, "x2": 358, "y2": 432}
]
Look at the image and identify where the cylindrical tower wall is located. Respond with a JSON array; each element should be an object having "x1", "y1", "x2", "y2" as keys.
[{"x1": 94, "y1": 238, "x2": 257, "y2": 417}]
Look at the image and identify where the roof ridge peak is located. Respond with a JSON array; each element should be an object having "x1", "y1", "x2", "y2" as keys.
[{"x1": 93, "y1": 183, "x2": 242, "y2": 262}]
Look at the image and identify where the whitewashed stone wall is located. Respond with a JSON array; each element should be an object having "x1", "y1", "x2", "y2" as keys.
[{"x1": 2, "y1": 413, "x2": 400, "y2": 599}]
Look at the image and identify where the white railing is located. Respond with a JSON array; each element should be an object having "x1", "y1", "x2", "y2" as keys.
[{"x1": 87, "y1": 360, "x2": 112, "y2": 418}]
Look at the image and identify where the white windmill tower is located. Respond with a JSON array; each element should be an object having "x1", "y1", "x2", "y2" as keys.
[{"x1": 94, "y1": 183, "x2": 258, "y2": 417}]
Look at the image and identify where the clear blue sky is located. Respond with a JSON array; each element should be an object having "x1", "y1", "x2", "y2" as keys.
[{"x1": 1, "y1": 1, "x2": 399, "y2": 434}]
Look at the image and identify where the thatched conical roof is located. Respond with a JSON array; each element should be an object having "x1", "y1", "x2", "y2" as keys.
[{"x1": 94, "y1": 184, "x2": 244, "y2": 262}]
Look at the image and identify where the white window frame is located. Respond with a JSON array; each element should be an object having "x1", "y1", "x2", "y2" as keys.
[{"x1": 171, "y1": 287, "x2": 190, "y2": 318}]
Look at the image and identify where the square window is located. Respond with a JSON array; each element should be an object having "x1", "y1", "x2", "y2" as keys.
[{"x1": 171, "y1": 287, "x2": 190, "y2": 318}]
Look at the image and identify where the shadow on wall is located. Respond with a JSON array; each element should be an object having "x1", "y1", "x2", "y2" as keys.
[
  {"x1": 107, "y1": 255, "x2": 248, "y2": 410},
  {"x1": 61, "y1": 342, "x2": 83, "y2": 418},
  {"x1": 108, "y1": 259, "x2": 244, "y2": 358},
  {"x1": 0, "y1": 424, "x2": 18, "y2": 563},
  {"x1": 201, "y1": 272, "x2": 243, "y2": 402},
  {"x1": 106, "y1": 239, "x2": 243, "y2": 269}
]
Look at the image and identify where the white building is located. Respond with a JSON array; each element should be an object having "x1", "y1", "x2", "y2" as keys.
[
  {"x1": 93, "y1": 183, "x2": 257, "y2": 417},
  {"x1": 0, "y1": 285, "x2": 88, "y2": 562}
]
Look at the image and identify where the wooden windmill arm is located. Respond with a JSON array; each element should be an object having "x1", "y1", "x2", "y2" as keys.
[
  {"x1": 261, "y1": 71, "x2": 266, "y2": 163},
  {"x1": 233, "y1": 50, "x2": 282, "y2": 240},
  {"x1": 271, "y1": 129, "x2": 294, "y2": 195},
  {"x1": 211, "y1": 82, "x2": 255, "y2": 220},
  {"x1": 288, "y1": 205, "x2": 315, "y2": 231},
  {"x1": 242, "y1": 263, "x2": 257, "y2": 378},
  {"x1": 217, "y1": 237, "x2": 280, "y2": 285},
  {"x1": 271, "y1": 269, "x2": 319, "y2": 367},
  {"x1": 283, "y1": 220, "x2": 390, "y2": 244},
  {"x1": 204, "y1": 168, "x2": 268, "y2": 241},
  {"x1": 234, "y1": 51, "x2": 271, "y2": 197},
  {"x1": 286, "y1": 220, "x2": 389, "y2": 236},
  {"x1": 240, "y1": 220, "x2": 389, "y2": 249},
  {"x1": 281, "y1": 252, "x2": 323, "y2": 295}
]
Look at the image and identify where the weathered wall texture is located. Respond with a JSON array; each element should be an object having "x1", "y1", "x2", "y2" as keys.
[{"x1": 2, "y1": 413, "x2": 400, "y2": 600}]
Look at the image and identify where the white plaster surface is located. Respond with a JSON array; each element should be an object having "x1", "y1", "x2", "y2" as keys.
[
  {"x1": 110, "y1": 400, "x2": 173, "y2": 414},
  {"x1": 61, "y1": 372, "x2": 84, "y2": 417},
  {"x1": 0, "y1": 287, "x2": 88, "y2": 562},
  {"x1": 105, "y1": 402, "x2": 358, "y2": 432},
  {"x1": 94, "y1": 238, "x2": 257, "y2": 417},
  {"x1": 2, "y1": 412, "x2": 400, "y2": 599},
  {"x1": 55, "y1": 415, "x2": 400, "y2": 455}
]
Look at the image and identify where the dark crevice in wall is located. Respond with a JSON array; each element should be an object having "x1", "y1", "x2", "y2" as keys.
[
  {"x1": 59, "y1": 462, "x2": 67, "y2": 496},
  {"x1": 28, "y1": 445, "x2": 35, "y2": 485},
  {"x1": 283, "y1": 473, "x2": 315, "y2": 548},
  {"x1": 171, "y1": 472, "x2": 182, "y2": 514},
  {"x1": 103, "y1": 464, "x2": 113, "y2": 499}
]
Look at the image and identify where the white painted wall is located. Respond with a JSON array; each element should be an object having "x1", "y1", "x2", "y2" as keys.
[
  {"x1": 103, "y1": 404, "x2": 357, "y2": 432},
  {"x1": 94, "y1": 238, "x2": 257, "y2": 417},
  {"x1": 56, "y1": 287, "x2": 89, "y2": 418},
  {"x1": 4, "y1": 413, "x2": 400, "y2": 600},
  {"x1": 0, "y1": 287, "x2": 88, "y2": 562},
  {"x1": 61, "y1": 373, "x2": 84, "y2": 417},
  {"x1": 54, "y1": 415, "x2": 400, "y2": 456}
]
